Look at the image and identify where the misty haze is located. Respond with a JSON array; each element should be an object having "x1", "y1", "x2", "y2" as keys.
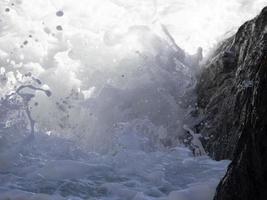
[{"x1": 0, "y1": 1, "x2": 267, "y2": 200}]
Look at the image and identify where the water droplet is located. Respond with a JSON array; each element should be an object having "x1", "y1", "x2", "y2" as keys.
[
  {"x1": 56, "y1": 10, "x2": 64, "y2": 17},
  {"x1": 56, "y1": 25, "x2": 63, "y2": 31}
]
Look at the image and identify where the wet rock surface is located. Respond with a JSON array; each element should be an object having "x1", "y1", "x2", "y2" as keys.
[{"x1": 197, "y1": 7, "x2": 267, "y2": 200}]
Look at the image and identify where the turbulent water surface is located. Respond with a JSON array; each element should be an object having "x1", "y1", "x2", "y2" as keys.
[
  {"x1": 0, "y1": 134, "x2": 230, "y2": 200},
  {"x1": 1, "y1": 0, "x2": 266, "y2": 199}
]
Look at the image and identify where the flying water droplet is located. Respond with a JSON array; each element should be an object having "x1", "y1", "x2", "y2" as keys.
[
  {"x1": 56, "y1": 25, "x2": 63, "y2": 31},
  {"x1": 56, "y1": 10, "x2": 64, "y2": 17}
]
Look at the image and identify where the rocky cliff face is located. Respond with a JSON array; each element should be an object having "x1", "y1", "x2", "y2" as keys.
[{"x1": 197, "y1": 7, "x2": 267, "y2": 200}]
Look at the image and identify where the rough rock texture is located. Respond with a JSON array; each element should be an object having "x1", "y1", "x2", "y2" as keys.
[{"x1": 197, "y1": 7, "x2": 267, "y2": 200}]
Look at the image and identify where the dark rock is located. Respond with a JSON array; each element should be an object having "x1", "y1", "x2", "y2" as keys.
[{"x1": 197, "y1": 6, "x2": 267, "y2": 200}]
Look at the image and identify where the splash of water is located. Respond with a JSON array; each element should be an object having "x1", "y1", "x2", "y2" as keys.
[
  {"x1": 0, "y1": 0, "x2": 266, "y2": 140},
  {"x1": 0, "y1": 0, "x2": 264, "y2": 199}
]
